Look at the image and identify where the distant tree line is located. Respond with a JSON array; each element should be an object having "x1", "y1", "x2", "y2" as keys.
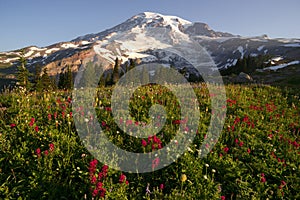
[
  {"x1": 15, "y1": 50, "x2": 72, "y2": 92},
  {"x1": 15, "y1": 51, "x2": 205, "y2": 92},
  {"x1": 95, "y1": 57, "x2": 137, "y2": 87},
  {"x1": 220, "y1": 54, "x2": 273, "y2": 76},
  {"x1": 57, "y1": 66, "x2": 73, "y2": 90},
  {"x1": 33, "y1": 65, "x2": 57, "y2": 92}
]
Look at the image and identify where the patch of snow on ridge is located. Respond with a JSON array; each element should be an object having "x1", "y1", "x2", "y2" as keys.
[
  {"x1": 125, "y1": 52, "x2": 149, "y2": 59},
  {"x1": 46, "y1": 48, "x2": 60, "y2": 54},
  {"x1": 283, "y1": 43, "x2": 300, "y2": 47},
  {"x1": 29, "y1": 46, "x2": 46, "y2": 51},
  {"x1": 276, "y1": 38, "x2": 300, "y2": 43},
  {"x1": 93, "y1": 45, "x2": 114, "y2": 63},
  {"x1": 1, "y1": 51, "x2": 20, "y2": 56},
  {"x1": 249, "y1": 38, "x2": 268, "y2": 42},
  {"x1": 61, "y1": 43, "x2": 78, "y2": 48},
  {"x1": 3, "y1": 57, "x2": 19, "y2": 63},
  {"x1": 257, "y1": 45, "x2": 265, "y2": 51},
  {"x1": 105, "y1": 32, "x2": 118, "y2": 40},
  {"x1": 237, "y1": 46, "x2": 245, "y2": 58},
  {"x1": 272, "y1": 56, "x2": 283, "y2": 62},
  {"x1": 193, "y1": 36, "x2": 233, "y2": 42},
  {"x1": 232, "y1": 59, "x2": 238, "y2": 66},
  {"x1": 221, "y1": 59, "x2": 238, "y2": 69},
  {"x1": 24, "y1": 50, "x2": 34, "y2": 57},
  {"x1": 81, "y1": 41, "x2": 91, "y2": 45},
  {"x1": 263, "y1": 61, "x2": 300, "y2": 71},
  {"x1": 34, "y1": 52, "x2": 41, "y2": 57}
]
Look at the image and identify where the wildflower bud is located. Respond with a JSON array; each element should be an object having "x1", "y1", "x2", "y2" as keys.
[
  {"x1": 141, "y1": 139, "x2": 147, "y2": 147},
  {"x1": 119, "y1": 173, "x2": 126, "y2": 183},
  {"x1": 261, "y1": 177, "x2": 266, "y2": 183},
  {"x1": 160, "y1": 183, "x2": 164, "y2": 190},
  {"x1": 181, "y1": 174, "x2": 187, "y2": 182}
]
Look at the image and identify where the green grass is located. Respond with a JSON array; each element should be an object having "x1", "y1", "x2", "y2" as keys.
[
  {"x1": 286, "y1": 76, "x2": 300, "y2": 85},
  {"x1": 272, "y1": 74, "x2": 300, "y2": 90}
]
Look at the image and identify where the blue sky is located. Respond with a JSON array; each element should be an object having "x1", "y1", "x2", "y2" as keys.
[{"x1": 0, "y1": 0, "x2": 299, "y2": 52}]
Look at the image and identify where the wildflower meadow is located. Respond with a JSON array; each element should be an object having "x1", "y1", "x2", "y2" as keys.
[{"x1": 0, "y1": 83, "x2": 299, "y2": 199}]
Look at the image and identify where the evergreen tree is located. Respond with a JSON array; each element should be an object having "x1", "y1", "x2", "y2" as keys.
[
  {"x1": 65, "y1": 66, "x2": 73, "y2": 90},
  {"x1": 16, "y1": 50, "x2": 32, "y2": 90},
  {"x1": 129, "y1": 58, "x2": 135, "y2": 70},
  {"x1": 81, "y1": 61, "x2": 97, "y2": 87},
  {"x1": 141, "y1": 66, "x2": 150, "y2": 85},
  {"x1": 122, "y1": 62, "x2": 129, "y2": 84},
  {"x1": 98, "y1": 75, "x2": 106, "y2": 87},
  {"x1": 33, "y1": 64, "x2": 42, "y2": 90},
  {"x1": 112, "y1": 57, "x2": 120, "y2": 84},
  {"x1": 58, "y1": 71, "x2": 66, "y2": 90},
  {"x1": 40, "y1": 68, "x2": 52, "y2": 91},
  {"x1": 105, "y1": 73, "x2": 112, "y2": 86},
  {"x1": 119, "y1": 69, "x2": 124, "y2": 78},
  {"x1": 122, "y1": 59, "x2": 136, "y2": 86},
  {"x1": 58, "y1": 66, "x2": 73, "y2": 90},
  {"x1": 124, "y1": 62, "x2": 129, "y2": 73},
  {"x1": 50, "y1": 77, "x2": 57, "y2": 90},
  {"x1": 153, "y1": 67, "x2": 162, "y2": 84},
  {"x1": 242, "y1": 58, "x2": 247, "y2": 72}
]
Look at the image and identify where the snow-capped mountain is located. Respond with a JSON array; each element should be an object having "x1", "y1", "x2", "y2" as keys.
[{"x1": 0, "y1": 12, "x2": 299, "y2": 81}]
